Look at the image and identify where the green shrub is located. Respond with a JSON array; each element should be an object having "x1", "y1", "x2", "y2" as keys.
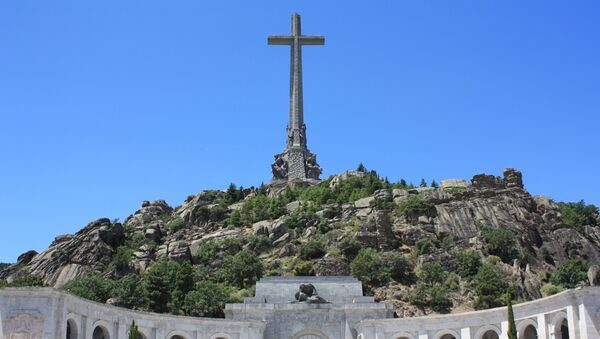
[
  {"x1": 195, "y1": 241, "x2": 220, "y2": 265},
  {"x1": 415, "y1": 238, "x2": 435, "y2": 255},
  {"x1": 418, "y1": 261, "x2": 447, "y2": 286},
  {"x1": 142, "y1": 258, "x2": 193, "y2": 314},
  {"x1": 299, "y1": 240, "x2": 326, "y2": 260},
  {"x1": 338, "y1": 237, "x2": 362, "y2": 259},
  {"x1": 299, "y1": 185, "x2": 334, "y2": 207},
  {"x1": 64, "y1": 274, "x2": 114, "y2": 303},
  {"x1": 456, "y1": 250, "x2": 482, "y2": 280},
  {"x1": 128, "y1": 320, "x2": 139, "y2": 339},
  {"x1": 291, "y1": 261, "x2": 316, "y2": 276},
  {"x1": 397, "y1": 196, "x2": 436, "y2": 222},
  {"x1": 112, "y1": 274, "x2": 146, "y2": 309},
  {"x1": 331, "y1": 171, "x2": 388, "y2": 204},
  {"x1": 382, "y1": 252, "x2": 415, "y2": 284},
  {"x1": 473, "y1": 263, "x2": 509, "y2": 309},
  {"x1": 184, "y1": 281, "x2": 232, "y2": 317},
  {"x1": 166, "y1": 217, "x2": 186, "y2": 232},
  {"x1": 239, "y1": 195, "x2": 288, "y2": 224},
  {"x1": 558, "y1": 200, "x2": 599, "y2": 232},
  {"x1": 481, "y1": 226, "x2": 519, "y2": 263},
  {"x1": 246, "y1": 235, "x2": 272, "y2": 254},
  {"x1": 4, "y1": 273, "x2": 46, "y2": 288},
  {"x1": 541, "y1": 283, "x2": 565, "y2": 297},
  {"x1": 550, "y1": 259, "x2": 588, "y2": 288},
  {"x1": 409, "y1": 282, "x2": 452, "y2": 312},
  {"x1": 110, "y1": 246, "x2": 133, "y2": 273},
  {"x1": 222, "y1": 250, "x2": 263, "y2": 288},
  {"x1": 351, "y1": 248, "x2": 388, "y2": 286}
]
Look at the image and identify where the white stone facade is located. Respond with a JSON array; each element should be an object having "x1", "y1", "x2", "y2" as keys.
[{"x1": 1, "y1": 278, "x2": 600, "y2": 339}]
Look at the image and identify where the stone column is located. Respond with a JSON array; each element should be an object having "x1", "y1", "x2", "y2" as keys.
[
  {"x1": 536, "y1": 313, "x2": 548, "y2": 339},
  {"x1": 566, "y1": 305, "x2": 578, "y2": 339},
  {"x1": 577, "y1": 302, "x2": 597, "y2": 339},
  {"x1": 418, "y1": 333, "x2": 429, "y2": 339},
  {"x1": 500, "y1": 320, "x2": 509, "y2": 339},
  {"x1": 460, "y1": 327, "x2": 471, "y2": 339}
]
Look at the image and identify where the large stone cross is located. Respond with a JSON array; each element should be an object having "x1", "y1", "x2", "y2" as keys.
[{"x1": 269, "y1": 14, "x2": 323, "y2": 182}]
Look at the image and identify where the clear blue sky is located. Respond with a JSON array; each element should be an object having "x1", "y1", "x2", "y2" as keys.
[{"x1": 1, "y1": 1, "x2": 599, "y2": 263}]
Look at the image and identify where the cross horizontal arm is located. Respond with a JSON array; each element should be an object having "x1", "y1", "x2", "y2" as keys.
[
  {"x1": 268, "y1": 35, "x2": 325, "y2": 46},
  {"x1": 268, "y1": 36, "x2": 294, "y2": 45}
]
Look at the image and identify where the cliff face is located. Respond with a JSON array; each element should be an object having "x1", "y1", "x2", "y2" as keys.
[{"x1": 2, "y1": 168, "x2": 599, "y2": 315}]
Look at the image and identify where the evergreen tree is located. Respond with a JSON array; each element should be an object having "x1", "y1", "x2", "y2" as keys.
[
  {"x1": 356, "y1": 163, "x2": 367, "y2": 173},
  {"x1": 420, "y1": 178, "x2": 427, "y2": 187},
  {"x1": 507, "y1": 293, "x2": 518, "y2": 339},
  {"x1": 128, "y1": 320, "x2": 139, "y2": 339},
  {"x1": 430, "y1": 180, "x2": 439, "y2": 188},
  {"x1": 399, "y1": 179, "x2": 407, "y2": 188}
]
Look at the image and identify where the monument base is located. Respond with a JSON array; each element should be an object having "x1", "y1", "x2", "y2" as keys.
[{"x1": 271, "y1": 146, "x2": 322, "y2": 182}]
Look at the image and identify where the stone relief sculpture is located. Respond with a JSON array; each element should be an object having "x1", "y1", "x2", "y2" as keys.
[{"x1": 3, "y1": 313, "x2": 43, "y2": 339}]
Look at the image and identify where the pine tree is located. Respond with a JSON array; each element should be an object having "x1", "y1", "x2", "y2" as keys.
[
  {"x1": 399, "y1": 179, "x2": 407, "y2": 188},
  {"x1": 507, "y1": 293, "x2": 518, "y2": 339},
  {"x1": 128, "y1": 320, "x2": 139, "y2": 339},
  {"x1": 430, "y1": 180, "x2": 439, "y2": 188},
  {"x1": 420, "y1": 178, "x2": 427, "y2": 187},
  {"x1": 357, "y1": 163, "x2": 366, "y2": 173}
]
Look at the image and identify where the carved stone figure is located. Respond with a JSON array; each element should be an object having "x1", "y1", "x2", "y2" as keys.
[{"x1": 293, "y1": 283, "x2": 328, "y2": 304}]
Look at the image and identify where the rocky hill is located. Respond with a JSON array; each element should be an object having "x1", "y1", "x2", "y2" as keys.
[{"x1": 1, "y1": 167, "x2": 599, "y2": 317}]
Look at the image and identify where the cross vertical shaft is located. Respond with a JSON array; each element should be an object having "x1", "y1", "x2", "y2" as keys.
[{"x1": 268, "y1": 13, "x2": 324, "y2": 182}]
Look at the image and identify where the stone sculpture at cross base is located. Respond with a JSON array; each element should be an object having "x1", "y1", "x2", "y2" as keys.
[{"x1": 269, "y1": 13, "x2": 323, "y2": 183}]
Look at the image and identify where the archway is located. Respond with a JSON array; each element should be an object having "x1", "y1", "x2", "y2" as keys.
[
  {"x1": 557, "y1": 318, "x2": 570, "y2": 339},
  {"x1": 523, "y1": 325, "x2": 538, "y2": 339},
  {"x1": 170, "y1": 336, "x2": 186, "y2": 339},
  {"x1": 93, "y1": 326, "x2": 110, "y2": 339},
  {"x1": 66, "y1": 319, "x2": 78, "y2": 339},
  {"x1": 440, "y1": 335, "x2": 457, "y2": 339},
  {"x1": 481, "y1": 330, "x2": 499, "y2": 339},
  {"x1": 292, "y1": 329, "x2": 329, "y2": 339}
]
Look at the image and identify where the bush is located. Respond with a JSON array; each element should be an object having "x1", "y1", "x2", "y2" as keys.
[
  {"x1": 418, "y1": 261, "x2": 447, "y2": 286},
  {"x1": 550, "y1": 259, "x2": 588, "y2": 288},
  {"x1": 409, "y1": 282, "x2": 452, "y2": 313},
  {"x1": 338, "y1": 237, "x2": 362, "y2": 259},
  {"x1": 246, "y1": 235, "x2": 272, "y2": 254},
  {"x1": 291, "y1": 261, "x2": 316, "y2": 276},
  {"x1": 481, "y1": 226, "x2": 519, "y2": 263},
  {"x1": 382, "y1": 252, "x2": 415, "y2": 284},
  {"x1": 351, "y1": 248, "x2": 388, "y2": 286},
  {"x1": 5, "y1": 273, "x2": 46, "y2": 288},
  {"x1": 184, "y1": 281, "x2": 232, "y2": 317},
  {"x1": 299, "y1": 185, "x2": 334, "y2": 207},
  {"x1": 222, "y1": 250, "x2": 263, "y2": 288},
  {"x1": 541, "y1": 283, "x2": 565, "y2": 297},
  {"x1": 331, "y1": 171, "x2": 388, "y2": 204},
  {"x1": 112, "y1": 274, "x2": 146, "y2": 309},
  {"x1": 195, "y1": 241, "x2": 220, "y2": 265},
  {"x1": 165, "y1": 217, "x2": 186, "y2": 232},
  {"x1": 473, "y1": 263, "x2": 509, "y2": 310},
  {"x1": 299, "y1": 240, "x2": 326, "y2": 260},
  {"x1": 558, "y1": 200, "x2": 599, "y2": 232},
  {"x1": 415, "y1": 238, "x2": 435, "y2": 255},
  {"x1": 457, "y1": 250, "x2": 482, "y2": 280},
  {"x1": 397, "y1": 196, "x2": 436, "y2": 222},
  {"x1": 64, "y1": 274, "x2": 114, "y2": 303},
  {"x1": 111, "y1": 246, "x2": 133, "y2": 273}
]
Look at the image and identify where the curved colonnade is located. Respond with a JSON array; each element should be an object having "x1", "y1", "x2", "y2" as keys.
[{"x1": 2, "y1": 287, "x2": 600, "y2": 338}]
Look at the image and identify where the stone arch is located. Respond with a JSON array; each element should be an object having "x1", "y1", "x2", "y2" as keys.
[
  {"x1": 433, "y1": 329, "x2": 460, "y2": 339},
  {"x1": 390, "y1": 332, "x2": 416, "y2": 339},
  {"x1": 292, "y1": 328, "x2": 329, "y2": 339},
  {"x1": 550, "y1": 312, "x2": 570, "y2": 339},
  {"x1": 92, "y1": 325, "x2": 110, "y2": 339},
  {"x1": 517, "y1": 319, "x2": 538, "y2": 339},
  {"x1": 66, "y1": 317, "x2": 78, "y2": 339},
  {"x1": 208, "y1": 333, "x2": 232, "y2": 339},
  {"x1": 166, "y1": 330, "x2": 190, "y2": 339},
  {"x1": 474, "y1": 325, "x2": 501, "y2": 339}
]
